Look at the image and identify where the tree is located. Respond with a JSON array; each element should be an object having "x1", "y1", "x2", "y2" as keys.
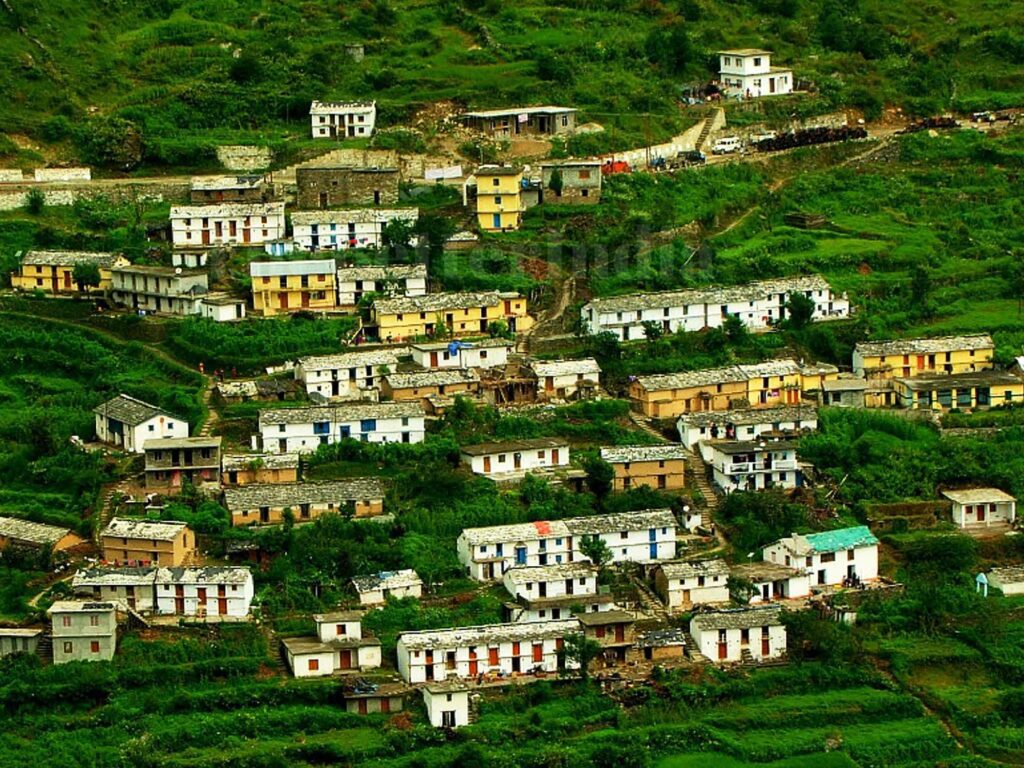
[
  {"x1": 910, "y1": 264, "x2": 935, "y2": 318},
  {"x1": 644, "y1": 22, "x2": 693, "y2": 74},
  {"x1": 382, "y1": 218, "x2": 416, "y2": 259},
  {"x1": 75, "y1": 116, "x2": 144, "y2": 171},
  {"x1": 583, "y1": 457, "x2": 614, "y2": 499},
  {"x1": 561, "y1": 632, "x2": 602, "y2": 681},
  {"x1": 24, "y1": 188, "x2": 45, "y2": 215},
  {"x1": 72, "y1": 262, "x2": 102, "y2": 293},
  {"x1": 579, "y1": 534, "x2": 613, "y2": 568},
  {"x1": 641, "y1": 320, "x2": 664, "y2": 343},
  {"x1": 723, "y1": 312, "x2": 748, "y2": 343},
  {"x1": 548, "y1": 168, "x2": 564, "y2": 197},
  {"x1": 783, "y1": 292, "x2": 816, "y2": 330}
]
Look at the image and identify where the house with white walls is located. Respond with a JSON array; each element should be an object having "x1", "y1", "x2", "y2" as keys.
[
  {"x1": 310, "y1": 100, "x2": 377, "y2": 138},
  {"x1": 410, "y1": 338, "x2": 514, "y2": 370},
  {"x1": 48, "y1": 601, "x2": 118, "y2": 664},
  {"x1": 718, "y1": 49, "x2": 793, "y2": 98},
  {"x1": 941, "y1": 488, "x2": 1017, "y2": 529},
  {"x1": 422, "y1": 683, "x2": 471, "y2": 729},
  {"x1": 459, "y1": 438, "x2": 569, "y2": 478},
  {"x1": 529, "y1": 358, "x2": 602, "y2": 400},
  {"x1": 396, "y1": 619, "x2": 580, "y2": 683},
  {"x1": 708, "y1": 439, "x2": 803, "y2": 493},
  {"x1": 352, "y1": 569, "x2": 424, "y2": 606},
  {"x1": 690, "y1": 605, "x2": 786, "y2": 663},
  {"x1": 337, "y1": 263, "x2": 427, "y2": 309},
  {"x1": 676, "y1": 406, "x2": 818, "y2": 459},
  {"x1": 170, "y1": 203, "x2": 285, "y2": 248},
  {"x1": 295, "y1": 350, "x2": 401, "y2": 400},
  {"x1": 762, "y1": 526, "x2": 879, "y2": 588},
  {"x1": 651, "y1": 559, "x2": 730, "y2": 611},
  {"x1": 501, "y1": 562, "x2": 614, "y2": 623},
  {"x1": 282, "y1": 611, "x2": 382, "y2": 678},
  {"x1": 292, "y1": 209, "x2": 418, "y2": 253},
  {"x1": 255, "y1": 402, "x2": 426, "y2": 454},
  {"x1": 93, "y1": 394, "x2": 188, "y2": 454},
  {"x1": 729, "y1": 562, "x2": 811, "y2": 603}
]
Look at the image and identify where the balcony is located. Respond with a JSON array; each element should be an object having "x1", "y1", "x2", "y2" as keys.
[{"x1": 722, "y1": 459, "x2": 797, "y2": 474}]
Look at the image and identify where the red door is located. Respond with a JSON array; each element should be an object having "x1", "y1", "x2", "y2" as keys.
[
  {"x1": 469, "y1": 659, "x2": 478, "y2": 675},
  {"x1": 217, "y1": 586, "x2": 227, "y2": 616},
  {"x1": 202, "y1": 229, "x2": 211, "y2": 245},
  {"x1": 615, "y1": 625, "x2": 625, "y2": 643},
  {"x1": 340, "y1": 650, "x2": 352, "y2": 669},
  {"x1": 977, "y1": 505, "x2": 986, "y2": 522},
  {"x1": 532, "y1": 643, "x2": 543, "y2": 663},
  {"x1": 488, "y1": 647, "x2": 499, "y2": 667},
  {"x1": 551, "y1": 449, "x2": 559, "y2": 464},
  {"x1": 63, "y1": 272, "x2": 72, "y2": 289},
  {"x1": 504, "y1": 300, "x2": 512, "y2": 315},
  {"x1": 761, "y1": 638, "x2": 770, "y2": 656},
  {"x1": 545, "y1": 376, "x2": 554, "y2": 392},
  {"x1": 301, "y1": 292, "x2": 310, "y2": 308},
  {"x1": 242, "y1": 227, "x2": 251, "y2": 244},
  {"x1": 358, "y1": 699, "x2": 367, "y2": 714},
  {"x1": 483, "y1": 456, "x2": 491, "y2": 473},
  {"x1": 174, "y1": 585, "x2": 185, "y2": 614},
  {"x1": 278, "y1": 292, "x2": 288, "y2": 309},
  {"x1": 380, "y1": 698, "x2": 390, "y2": 713},
  {"x1": 430, "y1": 352, "x2": 439, "y2": 367},
  {"x1": 718, "y1": 642, "x2": 728, "y2": 660}
]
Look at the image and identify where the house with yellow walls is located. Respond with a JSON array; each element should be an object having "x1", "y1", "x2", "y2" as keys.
[
  {"x1": 629, "y1": 359, "x2": 839, "y2": 419},
  {"x1": 249, "y1": 259, "x2": 337, "y2": 316},
  {"x1": 853, "y1": 335, "x2": 994, "y2": 380},
  {"x1": 12, "y1": 250, "x2": 129, "y2": 295},
  {"x1": 474, "y1": 166, "x2": 524, "y2": 232},
  {"x1": 372, "y1": 291, "x2": 533, "y2": 342},
  {"x1": 893, "y1": 370, "x2": 1024, "y2": 411}
]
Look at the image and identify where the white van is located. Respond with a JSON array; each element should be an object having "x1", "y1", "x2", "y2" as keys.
[{"x1": 712, "y1": 136, "x2": 743, "y2": 155}]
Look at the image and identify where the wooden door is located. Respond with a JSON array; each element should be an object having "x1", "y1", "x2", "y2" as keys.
[
  {"x1": 358, "y1": 699, "x2": 367, "y2": 715},
  {"x1": 551, "y1": 449, "x2": 559, "y2": 464},
  {"x1": 63, "y1": 272, "x2": 72, "y2": 289},
  {"x1": 218, "y1": 598, "x2": 227, "y2": 615},
  {"x1": 532, "y1": 643, "x2": 543, "y2": 663},
  {"x1": 301, "y1": 292, "x2": 310, "y2": 308},
  {"x1": 469, "y1": 659, "x2": 478, "y2": 676},
  {"x1": 202, "y1": 229, "x2": 211, "y2": 245},
  {"x1": 340, "y1": 650, "x2": 352, "y2": 669},
  {"x1": 278, "y1": 292, "x2": 288, "y2": 309},
  {"x1": 761, "y1": 637, "x2": 770, "y2": 656},
  {"x1": 319, "y1": 192, "x2": 328, "y2": 209},
  {"x1": 488, "y1": 648, "x2": 499, "y2": 667},
  {"x1": 513, "y1": 453, "x2": 521, "y2": 470},
  {"x1": 242, "y1": 227, "x2": 251, "y2": 244},
  {"x1": 430, "y1": 352, "x2": 439, "y2": 367},
  {"x1": 977, "y1": 505, "x2": 986, "y2": 522},
  {"x1": 380, "y1": 697, "x2": 390, "y2": 713},
  {"x1": 197, "y1": 588, "x2": 207, "y2": 612},
  {"x1": 483, "y1": 456, "x2": 491, "y2": 473},
  {"x1": 175, "y1": 585, "x2": 185, "y2": 614},
  {"x1": 545, "y1": 376, "x2": 554, "y2": 392},
  {"x1": 615, "y1": 625, "x2": 625, "y2": 643},
  {"x1": 718, "y1": 641, "x2": 728, "y2": 660}
]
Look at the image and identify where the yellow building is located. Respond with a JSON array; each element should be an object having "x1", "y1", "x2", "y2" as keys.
[
  {"x1": 853, "y1": 335, "x2": 994, "y2": 380},
  {"x1": 372, "y1": 291, "x2": 534, "y2": 342},
  {"x1": 599, "y1": 445, "x2": 687, "y2": 492},
  {"x1": 630, "y1": 359, "x2": 839, "y2": 419},
  {"x1": 100, "y1": 518, "x2": 195, "y2": 567},
  {"x1": 12, "y1": 250, "x2": 128, "y2": 294},
  {"x1": 475, "y1": 166, "x2": 523, "y2": 232},
  {"x1": 221, "y1": 453, "x2": 300, "y2": 486},
  {"x1": 894, "y1": 370, "x2": 1024, "y2": 411},
  {"x1": 249, "y1": 259, "x2": 337, "y2": 316}
]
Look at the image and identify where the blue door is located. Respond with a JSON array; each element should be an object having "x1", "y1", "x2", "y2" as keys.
[
  {"x1": 650, "y1": 542, "x2": 658, "y2": 559},
  {"x1": 492, "y1": 213, "x2": 501, "y2": 229},
  {"x1": 515, "y1": 546, "x2": 527, "y2": 565},
  {"x1": 648, "y1": 528, "x2": 657, "y2": 541}
]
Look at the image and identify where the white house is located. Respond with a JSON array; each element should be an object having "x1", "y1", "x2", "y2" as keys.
[
  {"x1": 501, "y1": 562, "x2": 613, "y2": 623},
  {"x1": 352, "y1": 569, "x2": 424, "y2": 606},
  {"x1": 48, "y1": 601, "x2": 118, "y2": 664},
  {"x1": 941, "y1": 488, "x2": 1017, "y2": 529},
  {"x1": 72, "y1": 567, "x2": 160, "y2": 613},
  {"x1": 690, "y1": 606, "x2": 786, "y2": 663},
  {"x1": 199, "y1": 293, "x2": 247, "y2": 322},
  {"x1": 337, "y1": 264, "x2": 428, "y2": 309},
  {"x1": 94, "y1": 394, "x2": 188, "y2": 454},
  {"x1": 256, "y1": 402, "x2": 426, "y2": 454},
  {"x1": 676, "y1": 406, "x2": 819, "y2": 459},
  {"x1": 170, "y1": 203, "x2": 286, "y2": 249},
  {"x1": 457, "y1": 509, "x2": 677, "y2": 581},
  {"x1": 651, "y1": 559, "x2": 730, "y2": 611},
  {"x1": 292, "y1": 209, "x2": 418, "y2": 254},
  {"x1": 581, "y1": 276, "x2": 847, "y2": 341},
  {"x1": 310, "y1": 100, "x2": 377, "y2": 139},
  {"x1": 729, "y1": 562, "x2": 811, "y2": 603},
  {"x1": 459, "y1": 438, "x2": 570, "y2": 478},
  {"x1": 282, "y1": 611, "x2": 382, "y2": 677},
  {"x1": 410, "y1": 338, "x2": 513, "y2": 370},
  {"x1": 153, "y1": 567, "x2": 255, "y2": 619},
  {"x1": 708, "y1": 439, "x2": 803, "y2": 494},
  {"x1": 718, "y1": 49, "x2": 793, "y2": 98},
  {"x1": 422, "y1": 683, "x2": 471, "y2": 729},
  {"x1": 529, "y1": 358, "x2": 602, "y2": 400},
  {"x1": 0, "y1": 628, "x2": 42, "y2": 659},
  {"x1": 762, "y1": 526, "x2": 879, "y2": 589},
  {"x1": 987, "y1": 566, "x2": 1024, "y2": 596},
  {"x1": 109, "y1": 265, "x2": 209, "y2": 316},
  {"x1": 395, "y1": 619, "x2": 580, "y2": 684},
  {"x1": 294, "y1": 350, "x2": 401, "y2": 400}
]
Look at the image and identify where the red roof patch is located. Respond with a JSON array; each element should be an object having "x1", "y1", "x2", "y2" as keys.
[{"x1": 533, "y1": 521, "x2": 552, "y2": 535}]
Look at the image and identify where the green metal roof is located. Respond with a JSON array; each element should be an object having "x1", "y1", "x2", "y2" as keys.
[{"x1": 804, "y1": 526, "x2": 878, "y2": 553}]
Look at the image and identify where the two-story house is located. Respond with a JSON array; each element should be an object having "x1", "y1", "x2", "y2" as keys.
[
  {"x1": 109, "y1": 264, "x2": 209, "y2": 316},
  {"x1": 74, "y1": 566, "x2": 255, "y2": 618},
  {"x1": 600, "y1": 444, "x2": 688, "y2": 492},
  {"x1": 577, "y1": 610, "x2": 636, "y2": 665},
  {"x1": 224, "y1": 478, "x2": 387, "y2": 526},
  {"x1": 718, "y1": 49, "x2": 793, "y2": 98},
  {"x1": 94, "y1": 394, "x2": 188, "y2": 454},
  {"x1": 0, "y1": 517, "x2": 86, "y2": 556},
  {"x1": 291, "y1": 209, "x2": 418, "y2": 253},
  {"x1": 336, "y1": 264, "x2": 427, "y2": 310},
  {"x1": 100, "y1": 518, "x2": 195, "y2": 567},
  {"x1": 372, "y1": 291, "x2": 533, "y2": 341},
  {"x1": 256, "y1": 402, "x2": 426, "y2": 454},
  {"x1": 12, "y1": 250, "x2": 128, "y2": 295},
  {"x1": 296, "y1": 166, "x2": 399, "y2": 209},
  {"x1": 460, "y1": 107, "x2": 577, "y2": 138},
  {"x1": 475, "y1": 166, "x2": 524, "y2": 232},
  {"x1": 529, "y1": 358, "x2": 601, "y2": 401},
  {"x1": 652, "y1": 559, "x2": 730, "y2": 610},
  {"x1": 309, "y1": 100, "x2": 377, "y2": 138},
  {"x1": 381, "y1": 369, "x2": 481, "y2": 405},
  {"x1": 409, "y1": 338, "x2": 514, "y2": 370},
  {"x1": 352, "y1": 569, "x2": 424, "y2": 605},
  {"x1": 893, "y1": 370, "x2": 1024, "y2": 411},
  {"x1": 690, "y1": 605, "x2": 786, "y2": 663},
  {"x1": 48, "y1": 600, "x2": 118, "y2": 664},
  {"x1": 249, "y1": 259, "x2": 337, "y2": 316},
  {"x1": 539, "y1": 160, "x2": 602, "y2": 204},
  {"x1": 169, "y1": 202, "x2": 285, "y2": 248},
  {"x1": 853, "y1": 334, "x2": 994, "y2": 380},
  {"x1": 189, "y1": 175, "x2": 267, "y2": 204},
  {"x1": 762, "y1": 526, "x2": 879, "y2": 588},
  {"x1": 294, "y1": 350, "x2": 401, "y2": 400},
  {"x1": 708, "y1": 439, "x2": 802, "y2": 493},
  {"x1": 501, "y1": 562, "x2": 614, "y2": 623},
  {"x1": 143, "y1": 436, "x2": 222, "y2": 490},
  {"x1": 676, "y1": 406, "x2": 818, "y2": 459},
  {"x1": 283, "y1": 611, "x2": 383, "y2": 677}
]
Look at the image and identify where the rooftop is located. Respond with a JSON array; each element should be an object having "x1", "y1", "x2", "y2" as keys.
[
  {"x1": 600, "y1": 444, "x2": 690, "y2": 463},
  {"x1": 259, "y1": 402, "x2": 425, "y2": 427},
  {"x1": 896, "y1": 370, "x2": 1022, "y2": 390},
  {"x1": 0, "y1": 516, "x2": 76, "y2": 546},
  {"x1": 73, "y1": 566, "x2": 157, "y2": 588},
  {"x1": 291, "y1": 209, "x2": 418, "y2": 226},
  {"x1": 718, "y1": 48, "x2": 773, "y2": 56},
  {"x1": 93, "y1": 394, "x2": 174, "y2": 427},
  {"x1": 729, "y1": 561, "x2": 805, "y2": 583},
  {"x1": 691, "y1": 605, "x2": 782, "y2": 631},
  {"x1": 411, "y1": 338, "x2": 514, "y2": 352},
  {"x1": 221, "y1": 453, "x2": 300, "y2": 472},
  {"x1": 298, "y1": 349, "x2": 400, "y2": 371},
  {"x1": 154, "y1": 566, "x2": 252, "y2": 585},
  {"x1": 460, "y1": 438, "x2": 567, "y2": 456},
  {"x1": 170, "y1": 202, "x2": 285, "y2": 219},
  {"x1": 655, "y1": 558, "x2": 729, "y2": 580},
  {"x1": 384, "y1": 368, "x2": 481, "y2": 389},
  {"x1": 314, "y1": 611, "x2": 364, "y2": 624},
  {"x1": 576, "y1": 609, "x2": 635, "y2": 627},
  {"x1": 462, "y1": 106, "x2": 577, "y2": 118},
  {"x1": 502, "y1": 562, "x2": 597, "y2": 585},
  {"x1": 190, "y1": 175, "x2": 263, "y2": 191},
  {"x1": 47, "y1": 600, "x2": 117, "y2": 615},
  {"x1": 224, "y1": 479, "x2": 388, "y2": 510},
  {"x1": 530, "y1": 358, "x2": 601, "y2": 378},
  {"x1": 677, "y1": 406, "x2": 818, "y2": 429},
  {"x1": 281, "y1": 635, "x2": 381, "y2": 655},
  {"x1": 142, "y1": 436, "x2": 222, "y2": 451},
  {"x1": 634, "y1": 359, "x2": 805, "y2": 392},
  {"x1": 249, "y1": 259, "x2": 336, "y2": 278},
  {"x1": 398, "y1": 619, "x2": 580, "y2": 651},
  {"x1": 586, "y1": 275, "x2": 833, "y2": 315},
  {"x1": 942, "y1": 488, "x2": 1017, "y2": 505},
  {"x1": 460, "y1": 509, "x2": 676, "y2": 546},
  {"x1": 351, "y1": 569, "x2": 423, "y2": 593},
  {"x1": 637, "y1": 627, "x2": 687, "y2": 648},
  {"x1": 774, "y1": 526, "x2": 879, "y2": 556},
  {"x1": 22, "y1": 250, "x2": 122, "y2": 268},
  {"x1": 0, "y1": 628, "x2": 43, "y2": 638},
  {"x1": 101, "y1": 517, "x2": 188, "y2": 542},
  {"x1": 337, "y1": 263, "x2": 427, "y2": 281},
  {"x1": 309, "y1": 100, "x2": 376, "y2": 114},
  {"x1": 989, "y1": 566, "x2": 1024, "y2": 586},
  {"x1": 710, "y1": 439, "x2": 799, "y2": 455},
  {"x1": 855, "y1": 334, "x2": 994, "y2": 358},
  {"x1": 373, "y1": 290, "x2": 516, "y2": 315}
]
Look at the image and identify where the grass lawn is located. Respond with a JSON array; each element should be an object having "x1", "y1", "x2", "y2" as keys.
[{"x1": 657, "y1": 754, "x2": 858, "y2": 768}]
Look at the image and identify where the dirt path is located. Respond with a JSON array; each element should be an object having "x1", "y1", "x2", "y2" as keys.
[{"x1": 518, "y1": 267, "x2": 575, "y2": 352}]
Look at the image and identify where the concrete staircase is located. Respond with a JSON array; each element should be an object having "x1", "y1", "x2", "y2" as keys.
[
  {"x1": 694, "y1": 108, "x2": 724, "y2": 153},
  {"x1": 682, "y1": 631, "x2": 706, "y2": 663},
  {"x1": 267, "y1": 634, "x2": 289, "y2": 675},
  {"x1": 36, "y1": 634, "x2": 52, "y2": 663},
  {"x1": 685, "y1": 449, "x2": 719, "y2": 530},
  {"x1": 632, "y1": 574, "x2": 671, "y2": 622},
  {"x1": 740, "y1": 647, "x2": 755, "y2": 666},
  {"x1": 628, "y1": 411, "x2": 670, "y2": 443}
]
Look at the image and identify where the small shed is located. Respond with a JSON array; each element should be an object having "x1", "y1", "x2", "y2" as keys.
[{"x1": 422, "y1": 682, "x2": 471, "y2": 729}]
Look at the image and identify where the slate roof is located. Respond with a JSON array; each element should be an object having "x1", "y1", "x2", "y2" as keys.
[
  {"x1": 398, "y1": 619, "x2": 580, "y2": 651},
  {"x1": 463, "y1": 107, "x2": 576, "y2": 118},
  {"x1": 22, "y1": 250, "x2": 122, "y2": 268},
  {"x1": 171, "y1": 202, "x2": 284, "y2": 219},
  {"x1": 710, "y1": 439, "x2": 798, "y2": 455},
  {"x1": 729, "y1": 562, "x2": 805, "y2": 582},
  {"x1": 655, "y1": 558, "x2": 729, "y2": 580},
  {"x1": 190, "y1": 175, "x2": 263, "y2": 191},
  {"x1": 637, "y1": 628, "x2": 687, "y2": 648},
  {"x1": 351, "y1": 569, "x2": 422, "y2": 594},
  {"x1": 142, "y1": 436, "x2": 221, "y2": 451},
  {"x1": 600, "y1": 444, "x2": 690, "y2": 463},
  {"x1": 988, "y1": 566, "x2": 1024, "y2": 587},
  {"x1": 101, "y1": 518, "x2": 188, "y2": 542},
  {"x1": 530, "y1": 358, "x2": 601, "y2": 378},
  {"x1": 221, "y1": 453, "x2": 300, "y2": 472},
  {"x1": 0, "y1": 628, "x2": 42, "y2": 638},
  {"x1": 282, "y1": 635, "x2": 381, "y2": 655},
  {"x1": 258, "y1": 402, "x2": 425, "y2": 427},
  {"x1": 0, "y1": 517, "x2": 77, "y2": 546},
  {"x1": 718, "y1": 48, "x2": 773, "y2": 56},
  {"x1": 411, "y1": 338, "x2": 513, "y2": 352},
  {"x1": 576, "y1": 609, "x2": 634, "y2": 627},
  {"x1": 677, "y1": 406, "x2": 818, "y2": 429},
  {"x1": 460, "y1": 509, "x2": 676, "y2": 547},
  {"x1": 223, "y1": 479, "x2": 387, "y2": 510},
  {"x1": 691, "y1": 606, "x2": 782, "y2": 631},
  {"x1": 292, "y1": 209, "x2": 418, "y2": 226},
  {"x1": 73, "y1": 567, "x2": 156, "y2": 588},
  {"x1": 373, "y1": 290, "x2": 517, "y2": 315},
  {"x1": 942, "y1": 488, "x2": 1016, "y2": 505},
  {"x1": 384, "y1": 369, "x2": 480, "y2": 389},
  {"x1": 155, "y1": 566, "x2": 252, "y2": 585},
  {"x1": 897, "y1": 370, "x2": 1022, "y2": 390},
  {"x1": 314, "y1": 611, "x2": 364, "y2": 624},
  {"x1": 855, "y1": 334, "x2": 993, "y2": 358},
  {"x1": 634, "y1": 359, "x2": 804, "y2": 392},
  {"x1": 93, "y1": 394, "x2": 173, "y2": 427},
  {"x1": 337, "y1": 264, "x2": 427, "y2": 282},
  {"x1": 309, "y1": 100, "x2": 376, "y2": 114},
  {"x1": 502, "y1": 562, "x2": 597, "y2": 585},
  {"x1": 47, "y1": 600, "x2": 116, "y2": 614},
  {"x1": 298, "y1": 350, "x2": 400, "y2": 372},
  {"x1": 460, "y1": 438, "x2": 566, "y2": 456},
  {"x1": 249, "y1": 259, "x2": 335, "y2": 278}
]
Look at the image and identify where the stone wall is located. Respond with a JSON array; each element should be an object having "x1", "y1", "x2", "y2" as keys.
[
  {"x1": 295, "y1": 167, "x2": 400, "y2": 208},
  {"x1": 217, "y1": 145, "x2": 274, "y2": 172},
  {"x1": 0, "y1": 181, "x2": 190, "y2": 211},
  {"x1": 34, "y1": 167, "x2": 91, "y2": 182},
  {"x1": 0, "y1": 170, "x2": 24, "y2": 183}
]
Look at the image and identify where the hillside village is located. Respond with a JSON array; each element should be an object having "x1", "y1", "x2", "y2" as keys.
[{"x1": 3, "y1": 1, "x2": 1024, "y2": 766}]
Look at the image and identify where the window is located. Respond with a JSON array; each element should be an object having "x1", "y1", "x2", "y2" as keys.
[
  {"x1": 90, "y1": 614, "x2": 99, "y2": 627},
  {"x1": 308, "y1": 659, "x2": 319, "y2": 671},
  {"x1": 579, "y1": 169, "x2": 591, "y2": 180},
  {"x1": 62, "y1": 615, "x2": 72, "y2": 627},
  {"x1": 753, "y1": 57, "x2": 761, "y2": 67},
  {"x1": 494, "y1": 195, "x2": 502, "y2": 205},
  {"x1": 63, "y1": 641, "x2": 73, "y2": 654},
  {"x1": 336, "y1": 624, "x2": 347, "y2": 636},
  {"x1": 90, "y1": 641, "x2": 100, "y2": 653},
  {"x1": 821, "y1": 552, "x2": 836, "y2": 563},
  {"x1": 492, "y1": 178, "x2": 500, "y2": 187}
]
